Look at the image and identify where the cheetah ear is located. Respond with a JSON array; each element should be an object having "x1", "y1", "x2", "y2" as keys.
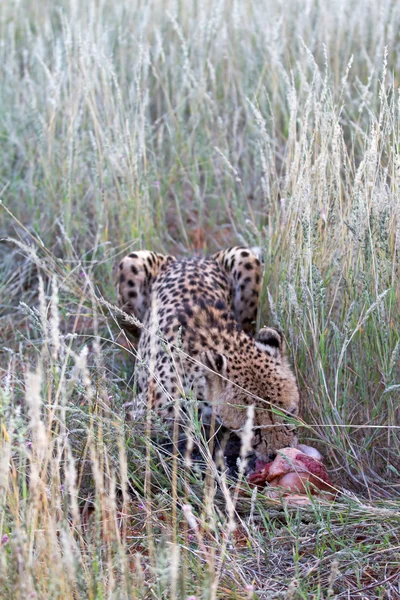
[
  {"x1": 201, "y1": 351, "x2": 228, "y2": 376},
  {"x1": 255, "y1": 327, "x2": 284, "y2": 359}
]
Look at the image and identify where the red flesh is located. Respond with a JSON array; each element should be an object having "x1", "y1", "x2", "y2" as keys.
[{"x1": 248, "y1": 448, "x2": 335, "y2": 494}]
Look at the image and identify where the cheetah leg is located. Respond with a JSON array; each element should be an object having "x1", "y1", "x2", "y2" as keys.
[
  {"x1": 117, "y1": 250, "x2": 176, "y2": 331},
  {"x1": 212, "y1": 247, "x2": 262, "y2": 333}
]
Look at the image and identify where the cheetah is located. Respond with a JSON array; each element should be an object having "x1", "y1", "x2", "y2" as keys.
[{"x1": 117, "y1": 247, "x2": 299, "y2": 461}]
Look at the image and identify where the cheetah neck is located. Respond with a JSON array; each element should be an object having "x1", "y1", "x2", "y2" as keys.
[{"x1": 182, "y1": 302, "x2": 252, "y2": 359}]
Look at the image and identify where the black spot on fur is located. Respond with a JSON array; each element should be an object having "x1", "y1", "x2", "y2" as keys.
[
  {"x1": 177, "y1": 314, "x2": 187, "y2": 328},
  {"x1": 214, "y1": 353, "x2": 224, "y2": 371},
  {"x1": 183, "y1": 304, "x2": 194, "y2": 318}
]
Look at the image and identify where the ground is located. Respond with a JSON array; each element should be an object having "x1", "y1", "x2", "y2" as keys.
[{"x1": 0, "y1": 1, "x2": 399, "y2": 598}]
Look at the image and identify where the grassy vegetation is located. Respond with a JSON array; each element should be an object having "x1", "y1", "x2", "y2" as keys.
[{"x1": 1, "y1": 0, "x2": 399, "y2": 597}]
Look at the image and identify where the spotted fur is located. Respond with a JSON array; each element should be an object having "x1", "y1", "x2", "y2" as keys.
[{"x1": 117, "y1": 247, "x2": 299, "y2": 460}]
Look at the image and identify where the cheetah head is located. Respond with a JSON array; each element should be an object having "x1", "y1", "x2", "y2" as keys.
[{"x1": 202, "y1": 327, "x2": 300, "y2": 461}]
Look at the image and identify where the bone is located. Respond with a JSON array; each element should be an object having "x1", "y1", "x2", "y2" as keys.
[
  {"x1": 296, "y1": 444, "x2": 323, "y2": 461},
  {"x1": 248, "y1": 446, "x2": 336, "y2": 500}
]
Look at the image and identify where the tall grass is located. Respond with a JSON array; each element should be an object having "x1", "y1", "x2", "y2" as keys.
[{"x1": 1, "y1": 0, "x2": 399, "y2": 597}]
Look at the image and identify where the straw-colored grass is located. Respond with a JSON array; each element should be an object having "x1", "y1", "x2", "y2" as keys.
[{"x1": 1, "y1": 0, "x2": 399, "y2": 597}]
